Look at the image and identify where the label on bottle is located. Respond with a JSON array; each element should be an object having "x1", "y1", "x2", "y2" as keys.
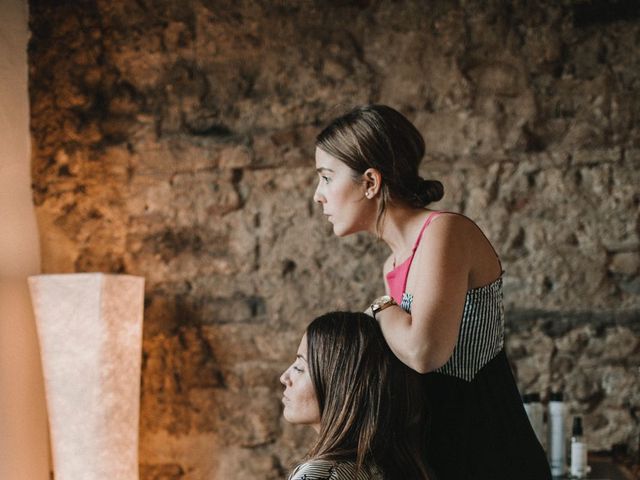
[
  {"x1": 548, "y1": 401, "x2": 565, "y2": 477},
  {"x1": 570, "y1": 441, "x2": 587, "y2": 478}
]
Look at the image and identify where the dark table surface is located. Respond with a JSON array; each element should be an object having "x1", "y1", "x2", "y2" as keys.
[{"x1": 555, "y1": 455, "x2": 638, "y2": 480}]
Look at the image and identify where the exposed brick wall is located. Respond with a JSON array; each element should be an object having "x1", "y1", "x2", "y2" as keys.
[{"x1": 29, "y1": 1, "x2": 639, "y2": 478}]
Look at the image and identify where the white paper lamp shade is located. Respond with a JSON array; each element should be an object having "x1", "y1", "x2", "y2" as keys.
[{"x1": 28, "y1": 273, "x2": 144, "y2": 480}]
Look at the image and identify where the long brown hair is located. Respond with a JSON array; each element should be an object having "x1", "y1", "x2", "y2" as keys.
[{"x1": 304, "y1": 311, "x2": 431, "y2": 479}]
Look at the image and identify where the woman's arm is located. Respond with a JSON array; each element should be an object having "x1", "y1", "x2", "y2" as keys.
[{"x1": 374, "y1": 214, "x2": 472, "y2": 374}]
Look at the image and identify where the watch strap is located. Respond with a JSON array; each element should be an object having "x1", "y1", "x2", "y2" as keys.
[{"x1": 371, "y1": 295, "x2": 397, "y2": 320}]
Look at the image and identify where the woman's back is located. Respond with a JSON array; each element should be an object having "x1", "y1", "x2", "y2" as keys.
[{"x1": 392, "y1": 215, "x2": 549, "y2": 479}]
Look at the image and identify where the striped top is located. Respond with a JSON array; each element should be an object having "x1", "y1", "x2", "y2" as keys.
[
  {"x1": 401, "y1": 275, "x2": 504, "y2": 382},
  {"x1": 288, "y1": 460, "x2": 383, "y2": 480},
  {"x1": 388, "y1": 211, "x2": 505, "y2": 382}
]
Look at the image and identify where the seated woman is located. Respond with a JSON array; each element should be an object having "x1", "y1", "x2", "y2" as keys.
[{"x1": 280, "y1": 311, "x2": 431, "y2": 480}]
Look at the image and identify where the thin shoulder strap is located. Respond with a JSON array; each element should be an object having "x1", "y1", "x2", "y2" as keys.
[
  {"x1": 412, "y1": 211, "x2": 442, "y2": 252},
  {"x1": 397, "y1": 212, "x2": 443, "y2": 298},
  {"x1": 419, "y1": 211, "x2": 505, "y2": 273}
]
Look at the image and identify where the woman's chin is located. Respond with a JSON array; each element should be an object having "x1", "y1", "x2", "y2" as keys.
[
  {"x1": 332, "y1": 224, "x2": 354, "y2": 237},
  {"x1": 282, "y1": 409, "x2": 294, "y2": 424}
]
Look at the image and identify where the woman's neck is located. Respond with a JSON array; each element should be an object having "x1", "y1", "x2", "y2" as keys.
[{"x1": 378, "y1": 206, "x2": 432, "y2": 263}]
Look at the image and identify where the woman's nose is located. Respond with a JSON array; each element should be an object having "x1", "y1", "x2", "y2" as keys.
[
  {"x1": 313, "y1": 185, "x2": 324, "y2": 204},
  {"x1": 280, "y1": 369, "x2": 290, "y2": 386}
]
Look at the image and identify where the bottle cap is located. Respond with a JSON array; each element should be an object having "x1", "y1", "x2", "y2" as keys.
[
  {"x1": 572, "y1": 416, "x2": 583, "y2": 436},
  {"x1": 550, "y1": 391, "x2": 564, "y2": 402},
  {"x1": 523, "y1": 392, "x2": 541, "y2": 403}
]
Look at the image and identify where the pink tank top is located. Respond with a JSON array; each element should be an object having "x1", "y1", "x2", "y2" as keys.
[{"x1": 386, "y1": 211, "x2": 443, "y2": 303}]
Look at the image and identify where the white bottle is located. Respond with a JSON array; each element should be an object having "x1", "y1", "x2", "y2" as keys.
[
  {"x1": 523, "y1": 393, "x2": 545, "y2": 450},
  {"x1": 570, "y1": 416, "x2": 588, "y2": 478},
  {"x1": 548, "y1": 392, "x2": 566, "y2": 477}
]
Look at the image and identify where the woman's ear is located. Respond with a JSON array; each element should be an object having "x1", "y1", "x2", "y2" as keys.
[{"x1": 362, "y1": 168, "x2": 382, "y2": 198}]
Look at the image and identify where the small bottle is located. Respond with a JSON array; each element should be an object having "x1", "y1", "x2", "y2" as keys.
[
  {"x1": 548, "y1": 392, "x2": 566, "y2": 478},
  {"x1": 523, "y1": 393, "x2": 545, "y2": 450},
  {"x1": 570, "y1": 416, "x2": 588, "y2": 478}
]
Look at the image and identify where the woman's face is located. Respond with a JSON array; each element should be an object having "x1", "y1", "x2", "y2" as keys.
[
  {"x1": 280, "y1": 333, "x2": 321, "y2": 432},
  {"x1": 313, "y1": 147, "x2": 376, "y2": 237}
]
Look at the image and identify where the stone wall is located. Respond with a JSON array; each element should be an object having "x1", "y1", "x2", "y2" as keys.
[{"x1": 29, "y1": 0, "x2": 639, "y2": 478}]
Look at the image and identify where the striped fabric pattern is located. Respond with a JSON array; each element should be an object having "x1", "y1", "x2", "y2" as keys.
[
  {"x1": 401, "y1": 276, "x2": 505, "y2": 382},
  {"x1": 288, "y1": 460, "x2": 383, "y2": 480},
  {"x1": 400, "y1": 291, "x2": 414, "y2": 312}
]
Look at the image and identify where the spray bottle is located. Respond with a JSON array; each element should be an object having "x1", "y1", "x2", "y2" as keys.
[{"x1": 570, "y1": 416, "x2": 588, "y2": 478}]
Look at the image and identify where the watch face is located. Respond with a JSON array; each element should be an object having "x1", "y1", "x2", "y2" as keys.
[
  {"x1": 377, "y1": 295, "x2": 391, "y2": 305},
  {"x1": 373, "y1": 295, "x2": 392, "y2": 310}
]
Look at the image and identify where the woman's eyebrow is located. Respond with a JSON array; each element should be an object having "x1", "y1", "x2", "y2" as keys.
[
  {"x1": 296, "y1": 354, "x2": 307, "y2": 362},
  {"x1": 316, "y1": 167, "x2": 334, "y2": 174}
]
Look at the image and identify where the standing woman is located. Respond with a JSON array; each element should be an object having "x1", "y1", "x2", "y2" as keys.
[{"x1": 313, "y1": 105, "x2": 551, "y2": 480}]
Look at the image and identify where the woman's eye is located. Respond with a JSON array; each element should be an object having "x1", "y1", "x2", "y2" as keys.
[
  {"x1": 321, "y1": 176, "x2": 330, "y2": 184},
  {"x1": 293, "y1": 366, "x2": 304, "y2": 373}
]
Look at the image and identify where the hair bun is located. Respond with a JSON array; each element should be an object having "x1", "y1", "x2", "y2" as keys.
[{"x1": 417, "y1": 178, "x2": 444, "y2": 206}]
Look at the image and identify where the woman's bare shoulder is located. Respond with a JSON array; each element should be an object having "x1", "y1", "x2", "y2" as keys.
[
  {"x1": 425, "y1": 211, "x2": 501, "y2": 284},
  {"x1": 426, "y1": 212, "x2": 494, "y2": 248},
  {"x1": 429, "y1": 211, "x2": 475, "y2": 231},
  {"x1": 415, "y1": 212, "x2": 471, "y2": 254}
]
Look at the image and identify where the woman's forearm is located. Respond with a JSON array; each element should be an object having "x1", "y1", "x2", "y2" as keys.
[{"x1": 374, "y1": 305, "x2": 443, "y2": 374}]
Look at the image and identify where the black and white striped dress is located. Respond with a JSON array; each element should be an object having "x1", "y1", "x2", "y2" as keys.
[
  {"x1": 287, "y1": 460, "x2": 382, "y2": 480},
  {"x1": 401, "y1": 275, "x2": 505, "y2": 382},
  {"x1": 402, "y1": 274, "x2": 551, "y2": 479}
]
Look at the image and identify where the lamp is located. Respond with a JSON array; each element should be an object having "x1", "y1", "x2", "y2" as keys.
[{"x1": 28, "y1": 273, "x2": 144, "y2": 480}]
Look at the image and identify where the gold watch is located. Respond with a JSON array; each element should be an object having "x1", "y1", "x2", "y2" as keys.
[{"x1": 370, "y1": 295, "x2": 397, "y2": 320}]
